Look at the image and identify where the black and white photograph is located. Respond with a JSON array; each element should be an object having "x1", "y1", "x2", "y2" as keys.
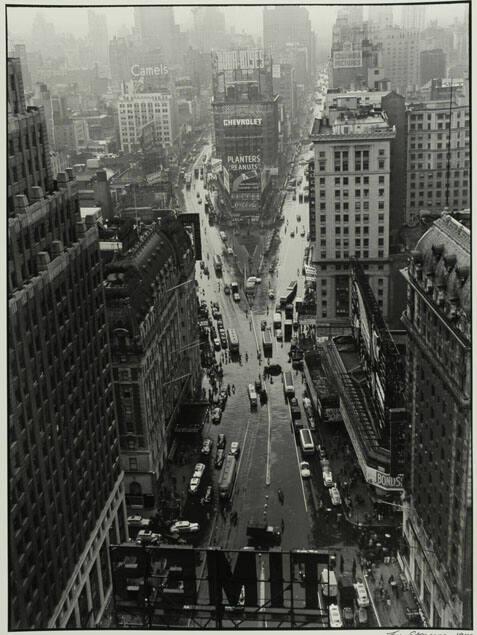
[{"x1": 6, "y1": 0, "x2": 471, "y2": 631}]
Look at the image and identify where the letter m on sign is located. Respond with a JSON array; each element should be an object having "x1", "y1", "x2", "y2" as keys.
[{"x1": 207, "y1": 549, "x2": 258, "y2": 606}]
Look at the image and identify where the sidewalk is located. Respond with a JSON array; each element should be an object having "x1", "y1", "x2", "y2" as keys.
[{"x1": 363, "y1": 559, "x2": 422, "y2": 628}]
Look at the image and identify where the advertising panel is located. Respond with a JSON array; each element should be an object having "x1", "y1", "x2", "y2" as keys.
[
  {"x1": 333, "y1": 49, "x2": 363, "y2": 69},
  {"x1": 366, "y1": 466, "x2": 404, "y2": 491},
  {"x1": 216, "y1": 49, "x2": 266, "y2": 72}
]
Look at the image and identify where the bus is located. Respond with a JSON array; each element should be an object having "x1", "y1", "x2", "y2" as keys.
[
  {"x1": 219, "y1": 455, "x2": 237, "y2": 499},
  {"x1": 299, "y1": 428, "x2": 315, "y2": 455},
  {"x1": 248, "y1": 384, "x2": 258, "y2": 407},
  {"x1": 213, "y1": 254, "x2": 222, "y2": 273},
  {"x1": 185, "y1": 173, "x2": 192, "y2": 189},
  {"x1": 283, "y1": 371, "x2": 295, "y2": 398},
  {"x1": 273, "y1": 312, "x2": 282, "y2": 330},
  {"x1": 227, "y1": 329, "x2": 239, "y2": 352},
  {"x1": 262, "y1": 328, "x2": 273, "y2": 357}
]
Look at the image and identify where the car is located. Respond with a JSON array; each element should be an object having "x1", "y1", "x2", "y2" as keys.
[
  {"x1": 297, "y1": 214, "x2": 301, "y2": 221},
  {"x1": 217, "y1": 433, "x2": 226, "y2": 449},
  {"x1": 200, "y1": 261, "x2": 205, "y2": 270},
  {"x1": 268, "y1": 290, "x2": 275, "y2": 299},
  {"x1": 300, "y1": 229, "x2": 305, "y2": 237},
  {"x1": 203, "y1": 266, "x2": 209, "y2": 275},
  {"x1": 198, "y1": 199, "x2": 202, "y2": 204},
  {"x1": 210, "y1": 326, "x2": 217, "y2": 339},
  {"x1": 221, "y1": 338, "x2": 228, "y2": 349},
  {"x1": 300, "y1": 461, "x2": 311, "y2": 478},
  {"x1": 201, "y1": 486, "x2": 213, "y2": 505},
  {"x1": 230, "y1": 441, "x2": 240, "y2": 456},
  {"x1": 188, "y1": 476, "x2": 201, "y2": 494},
  {"x1": 342, "y1": 607, "x2": 354, "y2": 627},
  {"x1": 227, "y1": 247, "x2": 234, "y2": 255},
  {"x1": 201, "y1": 438, "x2": 213, "y2": 455},
  {"x1": 170, "y1": 520, "x2": 200, "y2": 534},
  {"x1": 196, "y1": 192, "x2": 200, "y2": 198},
  {"x1": 290, "y1": 231, "x2": 295, "y2": 238},
  {"x1": 224, "y1": 285, "x2": 231, "y2": 295},
  {"x1": 215, "y1": 448, "x2": 225, "y2": 468},
  {"x1": 308, "y1": 416, "x2": 316, "y2": 430},
  {"x1": 213, "y1": 338, "x2": 221, "y2": 351},
  {"x1": 329, "y1": 604, "x2": 343, "y2": 628},
  {"x1": 193, "y1": 463, "x2": 206, "y2": 478},
  {"x1": 211, "y1": 407, "x2": 222, "y2": 424},
  {"x1": 329, "y1": 486, "x2": 341, "y2": 506},
  {"x1": 292, "y1": 194, "x2": 296, "y2": 201},
  {"x1": 354, "y1": 582, "x2": 370, "y2": 607},
  {"x1": 136, "y1": 530, "x2": 161, "y2": 545},
  {"x1": 261, "y1": 320, "x2": 267, "y2": 331},
  {"x1": 323, "y1": 470, "x2": 333, "y2": 487},
  {"x1": 321, "y1": 458, "x2": 331, "y2": 470},
  {"x1": 233, "y1": 292, "x2": 241, "y2": 302},
  {"x1": 357, "y1": 607, "x2": 368, "y2": 626},
  {"x1": 317, "y1": 445, "x2": 327, "y2": 460},
  {"x1": 276, "y1": 329, "x2": 283, "y2": 341}
]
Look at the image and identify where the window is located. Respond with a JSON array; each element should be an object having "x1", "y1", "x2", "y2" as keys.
[
  {"x1": 379, "y1": 176, "x2": 385, "y2": 184},
  {"x1": 129, "y1": 458, "x2": 138, "y2": 471}
]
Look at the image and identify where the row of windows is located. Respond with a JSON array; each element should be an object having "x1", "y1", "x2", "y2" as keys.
[
  {"x1": 324, "y1": 175, "x2": 385, "y2": 186},
  {"x1": 319, "y1": 213, "x2": 385, "y2": 223},
  {"x1": 319, "y1": 250, "x2": 385, "y2": 260}
]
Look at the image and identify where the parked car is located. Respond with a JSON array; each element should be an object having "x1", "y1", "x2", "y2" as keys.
[
  {"x1": 342, "y1": 607, "x2": 354, "y2": 627},
  {"x1": 200, "y1": 261, "x2": 205, "y2": 270},
  {"x1": 229, "y1": 442, "x2": 240, "y2": 456},
  {"x1": 215, "y1": 449, "x2": 225, "y2": 468},
  {"x1": 170, "y1": 521, "x2": 199, "y2": 534},
  {"x1": 300, "y1": 228, "x2": 305, "y2": 237},
  {"x1": 201, "y1": 438, "x2": 213, "y2": 455},
  {"x1": 233, "y1": 292, "x2": 241, "y2": 302},
  {"x1": 212, "y1": 407, "x2": 222, "y2": 424},
  {"x1": 224, "y1": 285, "x2": 231, "y2": 295},
  {"x1": 300, "y1": 461, "x2": 311, "y2": 478},
  {"x1": 217, "y1": 433, "x2": 226, "y2": 449}
]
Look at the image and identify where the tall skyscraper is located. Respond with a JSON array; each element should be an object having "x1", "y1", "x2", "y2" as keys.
[
  {"x1": 8, "y1": 57, "x2": 127, "y2": 629},
  {"x1": 400, "y1": 214, "x2": 471, "y2": 627},
  {"x1": 309, "y1": 96, "x2": 395, "y2": 326},
  {"x1": 192, "y1": 6, "x2": 227, "y2": 52},
  {"x1": 87, "y1": 10, "x2": 109, "y2": 67},
  {"x1": 401, "y1": 4, "x2": 426, "y2": 32},
  {"x1": 263, "y1": 6, "x2": 315, "y2": 85},
  {"x1": 378, "y1": 26, "x2": 420, "y2": 95},
  {"x1": 133, "y1": 6, "x2": 176, "y2": 61}
]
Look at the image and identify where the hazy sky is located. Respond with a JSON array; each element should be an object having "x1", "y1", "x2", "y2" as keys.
[{"x1": 7, "y1": 2, "x2": 468, "y2": 43}]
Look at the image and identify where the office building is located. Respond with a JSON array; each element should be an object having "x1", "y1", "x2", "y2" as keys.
[
  {"x1": 212, "y1": 49, "x2": 279, "y2": 222},
  {"x1": 8, "y1": 58, "x2": 127, "y2": 628},
  {"x1": 309, "y1": 96, "x2": 395, "y2": 327},
  {"x1": 400, "y1": 213, "x2": 471, "y2": 628},
  {"x1": 378, "y1": 26, "x2": 420, "y2": 96},
  {"x1": 8, "y1": 59, "x2": 52, "y2": 211},
  {"x1": 420, "y1": 49, "x2": 447, "y2": 86},
  {"x1": 406, "y1": 82, "x2": 469, "y2": 223},
  {"x1": 118, "y1": 84, "x2": 177, "y2": 154},
  {"x1": 29, "y1": 82, "x2": 55, "y2": 147},
  {"x1": 102, "y1": 215, "x2": 200, "y2": 509},
  {"x1": 14, "y1": 43, "x2": 32, "y2": 92}
]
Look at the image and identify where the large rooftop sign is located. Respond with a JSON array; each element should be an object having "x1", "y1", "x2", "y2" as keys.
[{"x1": 111, "y1": 545, "x2": 331, "y2": 628}]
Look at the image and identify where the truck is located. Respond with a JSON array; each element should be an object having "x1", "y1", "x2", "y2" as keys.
[
  {"x1": 338, "y1": 575, "x2": 355, "y2": 611},
  {"x1": 280, "y1": 281, "x2": 298, "y2": 306},
  {"x1": 284, "y1": 320, "x2": 293, "y2": 341},
  {"x1": 246, "y1": 521, "x2": 281, "y2": 547},
  {"x1": 283, "y1": 371, "x2": 295, "y2": 398},
  {"x1": 285, "y1": 303, "x2": 294, "y2": 320},
  {"x1": 219, "y1": 455, "x2": 237, "y2": 499},
  {"x1": 262, "y1": 328, "x2": 273, "y2": 358}
]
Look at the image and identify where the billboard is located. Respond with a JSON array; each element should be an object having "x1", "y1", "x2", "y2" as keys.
[
  {"x1": 111, "y1": 545, "x2": 331, "y2": 628},
  {"x1": 366, "y1": 466, "x2": 404, "y2": 491},
  {"x1": 216, "y1": 49, "x2": 266, "y2": 72},
  {"x1": 333, "y1": 49, "x2": 363, "y2": 69}
]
